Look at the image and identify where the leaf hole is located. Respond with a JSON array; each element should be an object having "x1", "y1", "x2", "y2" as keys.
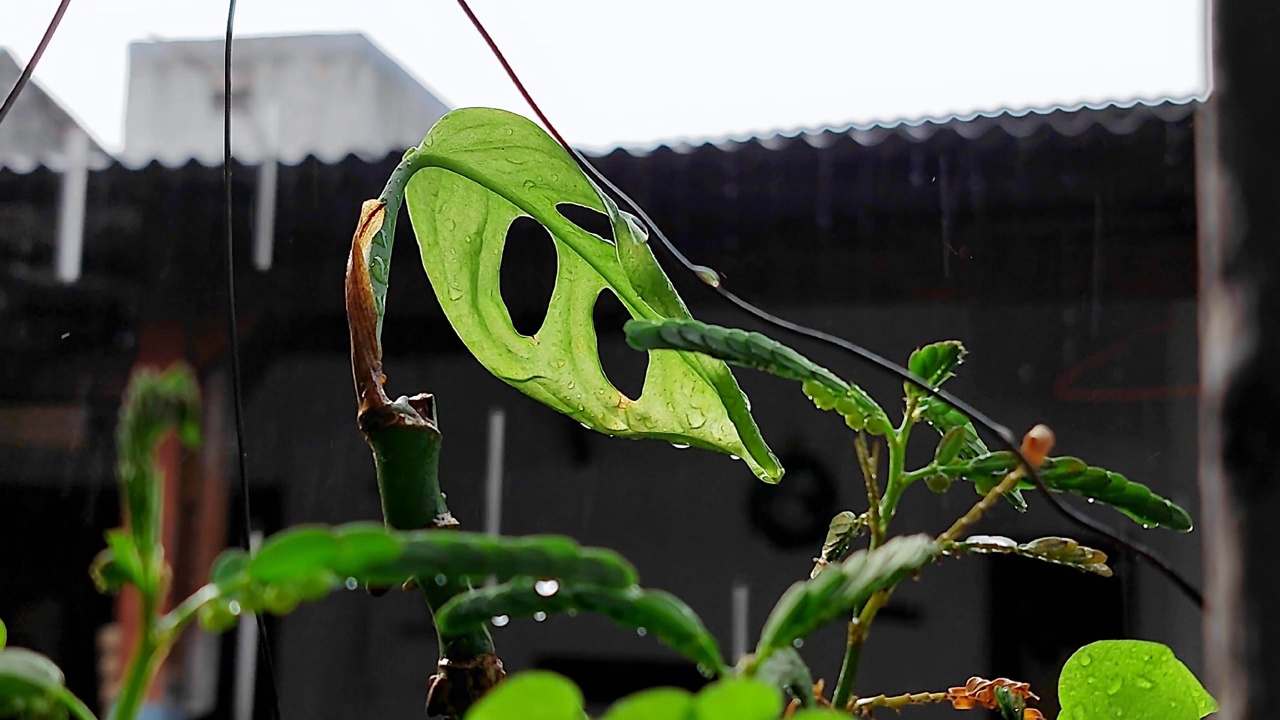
[
  {"x1": 557, "y1": 203, "x2": 615, "y2": 244},
  {"x1": 501, "y1": 216, "x2": 558, "y2": 337},
  {"x1": 593, "y1": 290, "x2": 647, "y2": 400}
]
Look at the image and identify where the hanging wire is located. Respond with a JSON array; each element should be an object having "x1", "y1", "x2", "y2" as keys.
[
  {"x1": 223, "y1": 3, "x2": 284, "y2": 717},
  {"x1": 452, "y1": 0, "x2": 1203, "y2": 609},
  {"x1": 0, "y1": 0, "x2": 72, "y2": 126}
]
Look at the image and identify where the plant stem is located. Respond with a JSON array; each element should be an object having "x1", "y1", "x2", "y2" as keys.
[
  {"x1": 939, "y1": 468, "x2": 1026, "y2": 545},
  {"x1": 831, "y1": 590, "x2": 891, "y2": 710},
  {"x1": 854, "y1": 434, "x2": 883, "y2": 549},
  {"x1": 833, "y1": 398, "x2": 919, "y2": 708},
  {"x1": 58, "y1": 688, "x2": 98, "y2": 720}
]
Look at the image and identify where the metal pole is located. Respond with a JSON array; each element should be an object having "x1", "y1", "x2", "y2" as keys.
[{"x1": 1198, "y1": 0, "x2": 1280, "y2": 715}]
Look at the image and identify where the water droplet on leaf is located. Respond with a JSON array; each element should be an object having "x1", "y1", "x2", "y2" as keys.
[
  {"x1": 434, "y1": 574, "x2": 448, "y2": 586},
  {"x1": 533, "y1": 611, "x2": 547, "y2": 622},
  {"x1": 1106, "y1": 677, "x2": 1123, "y2": 695},
  {"x1": 228, "y1": 600, "x2": 242, "y2": 616},
  {"x1": 671, "y1": 443, "x2": 690, "y2": 449},
  {"x1": 636, "y1": 627, "x2": 648, "y2": 636},
  {"x1": 491, "y1": 615, "x2": 510, "y2": 627},
  {"x1": 344, "y1": 577, "x2": 359, "y2": 591},
  {"x1": 792, "y1": 639, "x2": 804, "y2": 648},
  {"x1": 535, "y1": 579, "x2": 560, "y2": 597}
]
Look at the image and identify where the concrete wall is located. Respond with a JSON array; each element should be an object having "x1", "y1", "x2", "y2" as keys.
[{"x1": 239, "y1": 298, "x2": 1200, "y2": 717}]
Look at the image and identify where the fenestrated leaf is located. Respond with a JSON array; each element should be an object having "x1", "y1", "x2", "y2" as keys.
[
  {"x1": 938, "y1": 453, "x2": 1193, "y2": 531},
  {"x1": 437, "y1": 580, "x2": 726, "y2": 674},
  {"x1": 1058, "y1": 640, "x2": 1216, "y2": 719},
  {"x1": 464, "y1": 671, "x2": 583, "y2": 720},
  {"x1": 625, "y1": 319, "x2": 892, "y2": 435},
  {"x1": 905, "y1": 340, "x2": 965, "y2": 400},
  {"x1": 199, "y1": 524, "x2": 638, "y2": 632},
  {"x1": 392, "y1": 108, "x2": 779, "y2": 482},
  {"x1": 756, "y1": 535, "x2": 937, "y2": 659}
]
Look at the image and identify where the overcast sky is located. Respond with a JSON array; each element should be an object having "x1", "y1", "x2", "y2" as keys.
[{"x1": 5, "y1": 0, "x2": 1206, "y2": 152}]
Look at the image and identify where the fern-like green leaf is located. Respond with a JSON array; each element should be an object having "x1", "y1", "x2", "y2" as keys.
[
  {"x1": 437, "y1": 580, "x2": 726, "y2": 674},
  {"x1": 756, "y1": 535, "x2": 937, "y2": 660},
  {"x1": 625, "y1": 318, "x2": 892, "y2": 435}
]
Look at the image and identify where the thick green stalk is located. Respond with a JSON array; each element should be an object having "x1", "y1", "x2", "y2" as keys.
[
  {"x1": 348, "y1": 200, "x2": 503, "y2": 717},
  {"x1": 830, "y1": 590, "x2": 890, "y2": 709},
  {"x1": 359, "y1": 394, "x2": 502, "y2": 717}
]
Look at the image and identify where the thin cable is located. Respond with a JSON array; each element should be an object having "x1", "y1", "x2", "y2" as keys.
[
  {"x1": 453, "y1": 0, "x2": 1203, "y2": 608},
  {"x1": 0, "y1": 0, "x2": 72, "y2": 127},
  {"x1": 224, "y1": 4, "x2": 284, "y2": 718}
]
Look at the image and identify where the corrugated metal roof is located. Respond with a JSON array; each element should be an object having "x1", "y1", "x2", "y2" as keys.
[
  {"x1": 597, "y1": 96, "x2": 1203, "y2": 157},
  {"x1": 0, "y1": 95, "x2": 1201, "y2": 173}
]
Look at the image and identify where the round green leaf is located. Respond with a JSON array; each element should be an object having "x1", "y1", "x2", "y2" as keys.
[
  {"x1": 601, "y1": 688, "x2": 693, "y2": 719},
  {"x1": 0, "y1": 648, "x2": 67, "y2": 717},
  {"x1": 465, "y1": 671, "x2": 583, "y2": 720},
  {"x1": 1058, "y1": 640, "x2": 1216, "y2": 719},
  {"x1": 692, "y1": 679, "x2": 780, "y2": 720}
]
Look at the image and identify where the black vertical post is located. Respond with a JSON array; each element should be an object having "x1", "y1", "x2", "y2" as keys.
[{"x1": 1198, "y1": 1, "x2": 1280, "y2": 716}]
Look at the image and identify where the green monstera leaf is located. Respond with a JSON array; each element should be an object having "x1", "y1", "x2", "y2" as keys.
[{"x1": 382, "y1": 108, "x2": 779, "y2": 481}]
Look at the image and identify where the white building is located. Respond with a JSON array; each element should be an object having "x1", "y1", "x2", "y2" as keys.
[{"x1": 122, "y1": 33, "x2": 450, "y2": 165}]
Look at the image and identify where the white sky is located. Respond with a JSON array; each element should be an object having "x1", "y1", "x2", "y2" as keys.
[{"x1": 5, "y1": 0, "x2": 1206, "y2": 153}]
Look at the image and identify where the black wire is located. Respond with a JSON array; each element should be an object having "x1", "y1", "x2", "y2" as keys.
[
  {"x1": 0, "y1": 0, "x2": 72, "y2": 127},
  {"x1": 224, "y1": 3, "x2": 284, "y2": 717},
  {"x1": 453, "y1": 0, "x2": 1203, "y2": 609}
]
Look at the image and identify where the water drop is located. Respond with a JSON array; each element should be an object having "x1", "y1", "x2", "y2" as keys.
[
  {"x1": 344, "y1": 577, "x2": 359, "y2": 591},
  {"x1": 671, "y1": 443, "x2": 690, "y2": 450},
  {"x1": 491, "y1": 615, "x2": 510, "y2": 627},
  {"x1": 535, "y1": 579, "x2": 560, "y2": 597},
  {"x1": 550, "y1": 173, "x2": 560, "y2": 182},
  {"x1": 504, "y1": 128, "x2": 514, "y2": 136},
  {"x1": 636, "y1": 627, "x2": 648, "y2": 637},
  {"x1": 1079, "y1": 652, "x2": 1092, "y2": 666},
  {"x1": 792, "y1": 639, "x2": 804, "y2": 648},
  {"x1": 686, "y1": 407, "x2": 707, "y2": 429},
  {"x1": 553, "y1": 359, "x2": 567, "y2": 369},
  {"x1": 696, "y1": 664, "x2": 711, "y2": 678},
  {"x1": 730, "y1": 455, "x2": 741, "y2": 462},
  {"x1": 228, "y1": 600, "x2": 242, "y2": 616},
  {"x1": 521, "y1": 179, "x2": 536, "y2": 189},
  {"x1": 434, "y1": 574, "x2": 448, "y2": 586},
  {"x1": 448, "y1": 283, "x2": 463, "y2": 301},
  {"x1": 692, "y1": 265, "x2": 721, "y2": 288},
  {"x1": 1086, "y1": 498, "x2": 1096, "y2": 504},
  {"x1": 464, "y1": 235, "x2": 473, "y2": 244},
  {"x1": 567, "y1": 380, "x2": 576, "y2": 389},
  {"x1": 533, "y1": 611, "x2": 547, "y2": 622},
  {"x1": 1136, "y1": 677, "x2": 1153, "y2": 690},
  {"x1": 1106, "y1": 677, "x2": 1123, "y2": 695},
  {"x1": 579, "y1": 423, "x2": 591, "y2": 430},
  {"x1": 577, "y1": 405, "x2": 584, "y2": 412},
  {"x1": 444, "y1": 218, "x2": 457, "y2": 230}
]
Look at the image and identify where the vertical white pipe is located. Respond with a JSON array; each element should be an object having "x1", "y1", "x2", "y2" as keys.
[
  {"x1": 731, "y1": 582, "x2": 750, "y2": 663},
  {"x1": 252, "y1": 158, "x2": 278, "y2": 271},
  {"x1": 234, "y1": 530, "x2": 264, "y2": 720},
  {"x1": 483, "y1": 408, "x2": 507, "y2": 588},
  {"x1": 252, "y1": 103, "x2": 279, "y2": 271},
  {"x1": 55, "y1": 128, "x2": 89, "y2": 284},
  {"x1": 484, "y1": 408, "x2": 506, "y2": 538}
]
